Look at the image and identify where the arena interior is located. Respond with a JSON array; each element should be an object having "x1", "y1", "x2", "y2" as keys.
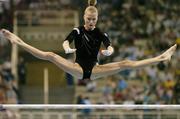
[{"x1": 0, "y1": 0, "x2": 180, "y2": 119}]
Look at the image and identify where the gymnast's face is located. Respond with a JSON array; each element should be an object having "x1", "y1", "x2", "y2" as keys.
[{"x1": 84, "y1": 11, "x2": 98, "y2": 31}]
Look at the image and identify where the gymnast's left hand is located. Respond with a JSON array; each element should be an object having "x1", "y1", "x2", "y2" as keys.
[{"x1": 101, "y1": 46, "x2": 114, "y2": 56}]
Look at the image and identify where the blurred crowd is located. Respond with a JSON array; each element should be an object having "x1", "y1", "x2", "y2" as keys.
[
  {"x1": 98, "y1": 0, "x2": 180, "y2": 104},
  {"x1": 0, "y1": 0, "x2": 180, "y2": 105},
  {"x1": 76, "y1": 0, "x2": 180, "y2": 105},
  {"x1": 0, "y1": 54, "x2": 26, "y2": 104},
  {"x1": 0, "y1": 57, "x2": 17, "y2": 104}
]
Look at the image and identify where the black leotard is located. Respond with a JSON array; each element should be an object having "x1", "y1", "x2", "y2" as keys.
[{"x1": 65, "y1": 26, "x2": 111, "y2": 79}]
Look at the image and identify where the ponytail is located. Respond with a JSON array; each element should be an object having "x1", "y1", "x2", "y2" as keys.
[
  {"x1": 88, "y1": 0, "x2": 97, "y2": 6},
  {"x1": 85, "y1": 0, "x2": 98, "y2": 15}
]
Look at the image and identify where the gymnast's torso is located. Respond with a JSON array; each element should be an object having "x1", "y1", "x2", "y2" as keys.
[
  {"x1": 65, "y1": 26, "x2": 111, "y2": 62},
  {"x1": 65, "y1": 26, "x2": 111, "y2": 79}
]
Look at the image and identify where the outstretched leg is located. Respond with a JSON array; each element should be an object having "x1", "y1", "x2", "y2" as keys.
[
  {"x1": 91, "y1": 44, "x2": 177, "y2": 79},
  {"x1": 1, "y1": 29, "x2": 83, "y2": 78},
  {"x1": 1, "y1": 29, "x2": 177, "y2": 80}
]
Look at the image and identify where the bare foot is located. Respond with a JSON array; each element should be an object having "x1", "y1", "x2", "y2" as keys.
[
  {"x1": 157, "y1": 44, "x2": 177, "y2": 61},
  {"x1": 0, "y1": 29, "x2": 22, "y2": 44}
]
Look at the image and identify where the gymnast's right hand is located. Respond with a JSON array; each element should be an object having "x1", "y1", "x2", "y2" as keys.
[
  {"x1": 62, "y1": 41, "x2": 76, "y2": 54},
  {"x1": 64, "y1": 48, "x2": 77, "y2": 54}
]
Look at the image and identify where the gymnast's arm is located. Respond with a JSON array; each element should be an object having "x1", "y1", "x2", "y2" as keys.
[
  {"x1": 101, "y1": 32, "x2": 114, "y2": 56},
  {"x1": 62, "y1": 28, "x2": 78, "y2": 54}
]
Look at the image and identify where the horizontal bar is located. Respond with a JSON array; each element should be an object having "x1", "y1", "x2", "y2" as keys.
[{"x1": 1, "y1": 105, "x2": 180, "y2": 110}]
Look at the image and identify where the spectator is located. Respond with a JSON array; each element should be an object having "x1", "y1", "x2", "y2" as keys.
[
  {"x1": 86, "y1": 80, "x2": 96, "y2": 92},
  {"x1": 102, "y1": 83, "x2": 114, "y2": 104},
  {"x1": 81, "y1": 96, "x2": 92, "y2": 117},
  {"x1": 173, "y1": 78, "x2": 180, "y2": 104},
  {"x1": 117, "y1": 78, "x2": 127, "y2": 91},
  {"x1": 18, "y1": 57, "x2": 27, "y2": 85},
  {"x1": 76, "y1": 95, "x2": 84, "y2": 104},
  {"x1": 0, "y1": 73, "x2": 7, "y2": 104}
]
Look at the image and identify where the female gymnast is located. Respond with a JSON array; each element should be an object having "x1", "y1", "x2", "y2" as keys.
[
  {"x1": 63, "y1": 0, "x2": 114, "y2": 81},
  {"x1": 0, "y1": 0, "x2": 177, "y2": 81}
]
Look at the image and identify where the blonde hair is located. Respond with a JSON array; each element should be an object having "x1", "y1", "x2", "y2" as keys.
[
  {"x1": 88, "y1": 0, "x2": 97, "y2": 6},
  {"x1": 85, "y1": 0, "x2": 98, "y2": 15}
]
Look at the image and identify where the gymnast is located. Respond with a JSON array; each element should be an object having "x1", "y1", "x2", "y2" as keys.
[{"x1": 0, "y1": 0, "x2": 177, "y2": 82}]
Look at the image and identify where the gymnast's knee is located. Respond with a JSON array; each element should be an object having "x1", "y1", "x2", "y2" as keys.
[
  {"x1": 45, "y1": 52, "x2": 57, "y2": 60},
  {"x1": 121, "y1": 59, "x2": 135, "y2": 67}
]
